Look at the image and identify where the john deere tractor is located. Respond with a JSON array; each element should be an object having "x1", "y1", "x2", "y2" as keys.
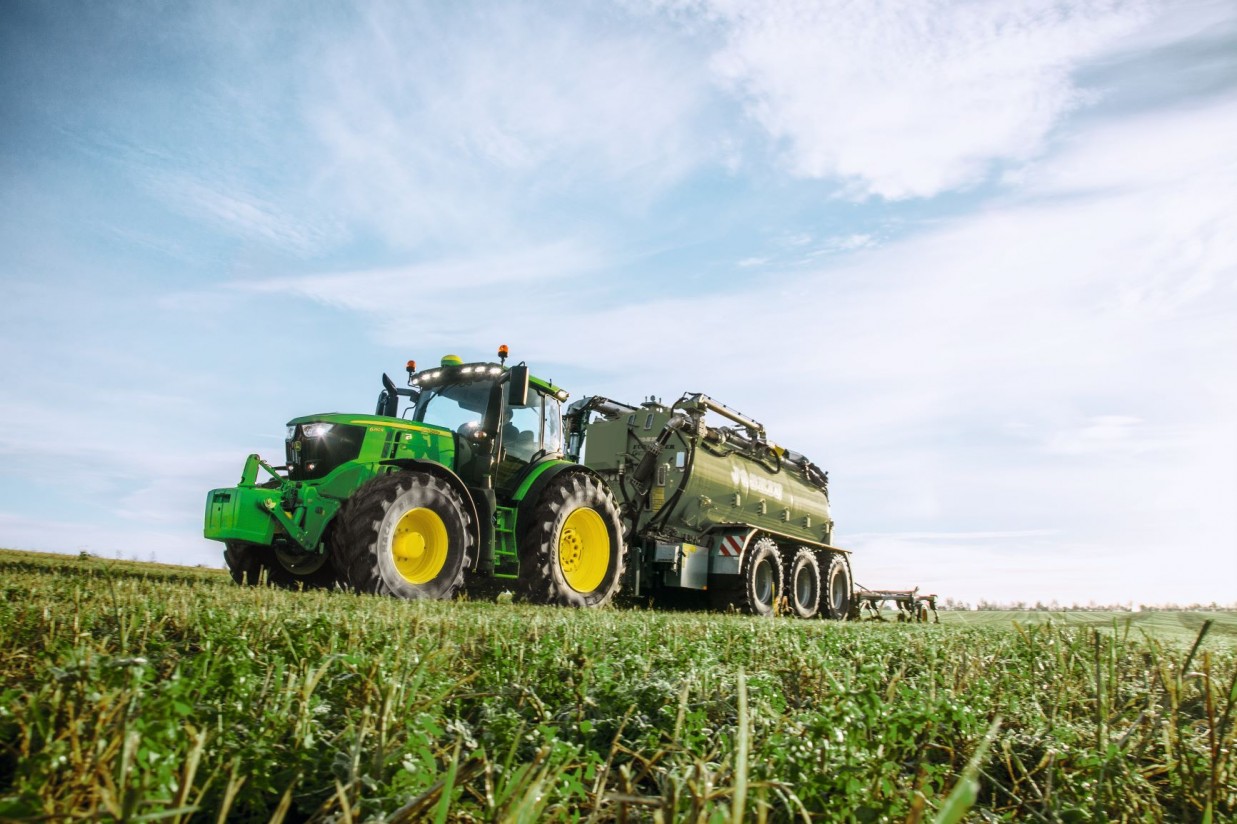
[{"x1": 203, "y1": 348, "x2": 624, "y2": 606}]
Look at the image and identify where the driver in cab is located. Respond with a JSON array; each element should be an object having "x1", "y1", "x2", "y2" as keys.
[{"x1": 502, "y1": 408, "x2": 537, "y2": 461}]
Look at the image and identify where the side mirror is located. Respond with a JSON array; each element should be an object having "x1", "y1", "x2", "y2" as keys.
[
  {"x1": 508, "y1": 363, "x2": 529, "y2": 407},
  {"x1": 378, "y1": 374, "x2": 399, "y2": 417}
]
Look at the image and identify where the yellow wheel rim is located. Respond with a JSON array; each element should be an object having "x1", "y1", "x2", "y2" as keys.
[
  {"x1": 558, "y1": 507, "x2": 610, "y2": 594},
  {"x1": 391, "y1": 507, "x2": 449, "y2": 585}
]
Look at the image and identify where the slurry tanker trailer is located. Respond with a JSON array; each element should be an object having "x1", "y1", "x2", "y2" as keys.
[
  {"x1": 563, "y1": 392, "x2": 850, "y2": 617},
  {"x1": 205, "y1": 346, "x2": 930, "y2": 618}
]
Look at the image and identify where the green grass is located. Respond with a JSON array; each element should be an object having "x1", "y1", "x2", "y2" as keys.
[{"x1": 1, "y1": 548, "x2": 1234, "y2": 822}]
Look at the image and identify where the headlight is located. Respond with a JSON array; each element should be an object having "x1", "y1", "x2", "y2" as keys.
[
  {"x1": 286, "y1": 425, "x2": 296, "y2": 440},
  {"x1": 301, "y1": 422, "x2": 336, "y2": 438}
]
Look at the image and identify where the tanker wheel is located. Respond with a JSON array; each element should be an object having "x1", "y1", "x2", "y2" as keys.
[
  {"x1": 224, "y1": 540, "x2": 337, "y2": 590},
  {"x1": 738, "y1": 537, "x2": 783, "y2": 617},
  {"x1": 788, "y1": 548, "x2": 822, "y2": 619},
  {"x1": 332, "y1": 471, "x2": 473, "y2": 600},
  {"x1": 820, "y1": 552, "x2": 853, "y2": 620},
  {"x1": 517, "y1": 471, "x2": 624, "y2": 607}
]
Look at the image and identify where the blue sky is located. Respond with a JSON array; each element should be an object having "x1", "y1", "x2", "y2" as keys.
[{"x1": 2, "y1": 0, "x2": 1234, "y2": 605}]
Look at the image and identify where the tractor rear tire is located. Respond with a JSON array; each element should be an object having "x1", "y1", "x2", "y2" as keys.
[
  {"x1": 788, "y1": 548, "x2": 821, "y2": 619},
  {"x1": 517, "y1": 472, "x2": 624, "y2": 607},
  {"x1": 332, "y1": 471, "x2": 473, "y2": 600},
  {"x1": 224, "y1": 540, "x2": 337, "y2": 590},
  {"x1": 820, "y1": 552, "x2": 853, "y2": 620}
]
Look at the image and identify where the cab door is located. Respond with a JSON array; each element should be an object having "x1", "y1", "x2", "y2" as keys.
[{"x1": 494, "y1": 390, "x2": 563, "y2": 497}]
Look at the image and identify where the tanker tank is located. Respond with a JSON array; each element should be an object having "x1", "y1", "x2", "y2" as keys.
[{"x1": 566, "y1": 393, "x2": 854, "y2": 619}]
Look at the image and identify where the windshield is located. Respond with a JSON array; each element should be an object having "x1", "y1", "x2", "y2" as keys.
[{"x1": 411, "y1": 379, "x2": 495, "y2": 432}]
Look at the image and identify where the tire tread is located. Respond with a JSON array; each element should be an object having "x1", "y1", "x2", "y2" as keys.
[
  {"x1": 332, "y1": 471, "x2": 473, "y2": 599},
  {"x1": 517, "y1": 472, "x2": 624, "y2": 607}
]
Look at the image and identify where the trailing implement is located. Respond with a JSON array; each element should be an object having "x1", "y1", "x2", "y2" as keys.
[{"x1": 566, "y1": 392, "x2": 855, "y2": 618}]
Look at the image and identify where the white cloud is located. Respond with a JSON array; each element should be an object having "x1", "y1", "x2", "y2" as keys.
[
  {"x1": 299, "y1": 4, "x2": 718, "y2": 248},
  {"x1": 1014, "y1": 97, "x2": 1237, "y2": 197},
  {"x1": 237, "y1": 240, "x2": 604, "y2": 350},
  {"x1": 816, "y1": 233, "x2": 875, "y2": 254},
  {"x1": 1043, "y1": 415, "x2": 1147, "y2": 455},
  {"x1": 844, "y1": 533, "x2": 1211, "y2": 606},
  {"x1": 672, "y1": 0, "x2": 1161, "y2": 198},
  {"x1": 148, "y1": 174, "x2": 345, "y2": 258}
]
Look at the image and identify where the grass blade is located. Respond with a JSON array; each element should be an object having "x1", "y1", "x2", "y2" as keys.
[
  {"x1": 932, "y1": 717, "x2": 1001, "y2": 824},
  {"x1": 733, "y1": 668, "x2": 748, "y2": 824}
]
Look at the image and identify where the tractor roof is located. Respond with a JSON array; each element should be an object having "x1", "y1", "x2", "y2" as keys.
[{"x1": 413, "y1": 360, "x2": 568, "y2": 401}]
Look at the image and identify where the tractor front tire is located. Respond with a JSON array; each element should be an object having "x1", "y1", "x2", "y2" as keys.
[
  {"x1": 518, "y1": 472, "x2": 624, "y2": 607},
  {"x1": 820, "y1": 552, "x2": 853, "y2": 620},
  {"x1": 333, "y1": 472, "x2": 473, "y2": 600},
  {"x1": 224, "y1": 540, "x2": 337, "y2": 590}
]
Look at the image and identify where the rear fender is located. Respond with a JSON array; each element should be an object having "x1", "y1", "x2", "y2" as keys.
[{"x1": 512, "y1": 461, "x2": 617, "y2": 544}]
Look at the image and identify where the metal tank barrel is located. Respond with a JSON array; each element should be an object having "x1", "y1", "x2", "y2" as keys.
[{"x1": 570, "y1": 393, "x2": 835, "y2": 551}]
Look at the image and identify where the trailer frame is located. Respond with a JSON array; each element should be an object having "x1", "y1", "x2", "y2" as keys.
[{"x1": 856, "y1": 586, "x2": 939, "y2": 623}]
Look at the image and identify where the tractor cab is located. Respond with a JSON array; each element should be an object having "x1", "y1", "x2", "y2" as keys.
[{"x1": 376, "y1": 348, "x2": 569, "y2": 498}]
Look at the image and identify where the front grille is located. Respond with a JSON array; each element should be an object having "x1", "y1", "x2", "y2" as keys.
[{"x1": 286, "y1": 423, "x2": 366, "y2": 480}]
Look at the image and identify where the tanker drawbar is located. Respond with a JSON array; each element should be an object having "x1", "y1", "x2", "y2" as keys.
[{"x1": 566, "y1": 392, "x2": 857, "y2": 618}]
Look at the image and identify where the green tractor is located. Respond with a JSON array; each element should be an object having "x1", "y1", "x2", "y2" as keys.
[{"x1": 203, "y1": 347, "x2": 624, "y2": 606}]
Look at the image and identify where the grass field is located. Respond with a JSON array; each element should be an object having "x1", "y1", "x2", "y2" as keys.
[
  {"x1": 940, "y1": 608, "x2": 1237, "y2": 649},
  {"x1": 1, "y1": 548, "x2": 1234, "y2": 822}
]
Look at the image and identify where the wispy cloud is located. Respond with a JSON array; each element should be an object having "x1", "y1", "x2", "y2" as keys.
[
  {"x1": 147, "y1": 174, "x2": 346, "y2": 258},
  {"x1": 237, "y1": 240, "x2": 604, "y2": 340},
  {"x1": 297, "y1": 4, "x2": 719, "y2": 249},
  {"x1": 659, "y1": 0, "x2": 1160, "y2": 198}
]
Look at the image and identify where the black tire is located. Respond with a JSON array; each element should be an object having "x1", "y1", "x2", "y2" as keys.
[
  {"x1": 224, "y1": 540, "x2": 337, "y2": 590},
  {"x1": 517, "y1": 471, "x2": 624, "y2": 607},
  {"x1": 734, "y1": 537, "x2": 783, "y2": 616},
  {"x1": 332, "y1": 471, "x2": 474, "y2": 600},
  {"x1": 788, "y1": 548, "x2": 821, "y2": 619},
  {"x1": 820, "y1": 552, "x2": 853, "y2": 620}
]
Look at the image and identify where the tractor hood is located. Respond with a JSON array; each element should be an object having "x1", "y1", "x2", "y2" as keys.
[{"x1": 284, "y1": 414, "x2": 453, "y2": 481}]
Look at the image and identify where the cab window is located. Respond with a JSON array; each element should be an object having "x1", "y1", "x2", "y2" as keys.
[
  {"x1": 503, "y1": 392, "x2": 563, "y2": 462},
  {"x1": 543, "y1": 395, "x2": 562, "y2": 454},
  {"x1": 503, "y1": 400, "x2": 541, "y2": 461}
]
